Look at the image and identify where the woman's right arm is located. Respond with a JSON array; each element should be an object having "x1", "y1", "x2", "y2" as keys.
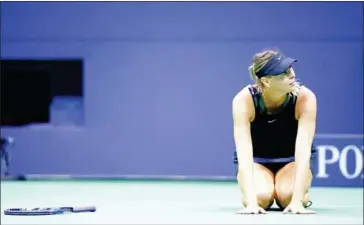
[{"x1": 232, "y1": 87, "x2": 257, "y2": 206}]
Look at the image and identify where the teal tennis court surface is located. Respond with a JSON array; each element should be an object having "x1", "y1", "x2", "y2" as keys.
[{"x1": 1, "y1": 180, "x2": 363, "y2": 224}]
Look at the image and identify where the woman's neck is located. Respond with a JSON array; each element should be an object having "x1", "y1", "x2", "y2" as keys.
[{"x1": 261, "y1": 89, "x2": 288, "y2": 110}]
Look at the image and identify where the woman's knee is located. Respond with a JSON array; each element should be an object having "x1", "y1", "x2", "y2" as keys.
[
  {"x1": 275, "y1": 189, "x2": 309, "y2": 209},
  {"x1": 237, "y1": 163, "x2": 275, "y2": 209},
  {"x1": 274, "y1": 184, "x2": 310, "y2": 209},
  {"x1": 241, "y1": 184, "x2": 275, "y2": 210},
  {"x1": 254, "y1": 164, "x2": 275, "y2": 209},
  {"x1": 274, "y1": 187, "x2": 293, "y2": 209},
  {"x1": 238, "y1": 173, "x2": 274, "y2": 209},
  {"x1": 274, "y1": 162, "x2": 313, "y2": 209},
  {"x1": 256, "y1": 186, "x2": 275, "y2": 209}
]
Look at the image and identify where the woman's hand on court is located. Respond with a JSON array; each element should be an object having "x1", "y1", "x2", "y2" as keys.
[
  {"x1": 283, "y1": 202, "x2": 316, "y2": 214},
  {"x1": 236, "y1": 204, "x2": 267, "y2": 215}
]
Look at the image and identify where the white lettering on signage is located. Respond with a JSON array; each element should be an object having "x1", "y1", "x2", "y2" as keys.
[{"x1": 316, "y1": 145, "x2": 363, "y2": 179}]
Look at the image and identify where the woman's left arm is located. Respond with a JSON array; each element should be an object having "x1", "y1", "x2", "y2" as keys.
[{"x1": 291, "y1": 87, "x2": 317, "y2": 204}]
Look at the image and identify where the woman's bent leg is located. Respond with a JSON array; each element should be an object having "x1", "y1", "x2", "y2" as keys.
[{"x1": 237, "y1": 163, "x2": 275, "y2": 210}]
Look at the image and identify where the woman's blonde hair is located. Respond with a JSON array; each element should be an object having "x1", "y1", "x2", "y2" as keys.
[{"x1": 248, "y1": 49, "x2": 301, "y2": 95}]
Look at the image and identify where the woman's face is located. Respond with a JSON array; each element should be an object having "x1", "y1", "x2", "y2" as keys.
[{"x1": 268, "y1": 67, "x2": 297, "y2": 93}]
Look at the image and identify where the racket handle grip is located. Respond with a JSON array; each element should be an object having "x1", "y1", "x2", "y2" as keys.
[{"x1": 72, "y1": 206, "x2": 96, "y2": 213}]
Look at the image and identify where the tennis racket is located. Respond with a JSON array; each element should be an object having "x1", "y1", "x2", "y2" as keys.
[{"x1": 4, "y1": 206, "x2": 96, "y2": 216}]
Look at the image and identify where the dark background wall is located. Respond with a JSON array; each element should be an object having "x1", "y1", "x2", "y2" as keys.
[{"x1": 1, "y1": 2, "x2": 363, "y2": 187}]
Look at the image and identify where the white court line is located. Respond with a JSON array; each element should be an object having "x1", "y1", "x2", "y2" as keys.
[
  {"x1": 20, "y1": 174, "x2": 237, "y2": 181},
  {"x1": 315, "y1": 133, "x2": 363, "y2": 139}
]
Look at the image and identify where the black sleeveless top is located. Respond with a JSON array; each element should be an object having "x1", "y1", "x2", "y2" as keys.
[{"x1": 248, "y1": 84, "x2": 300, "y2": 159}]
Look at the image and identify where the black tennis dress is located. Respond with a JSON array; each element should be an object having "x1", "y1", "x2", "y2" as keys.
[{"x1": 233, "y1": 84, "x2": 316, "y2": 174}]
